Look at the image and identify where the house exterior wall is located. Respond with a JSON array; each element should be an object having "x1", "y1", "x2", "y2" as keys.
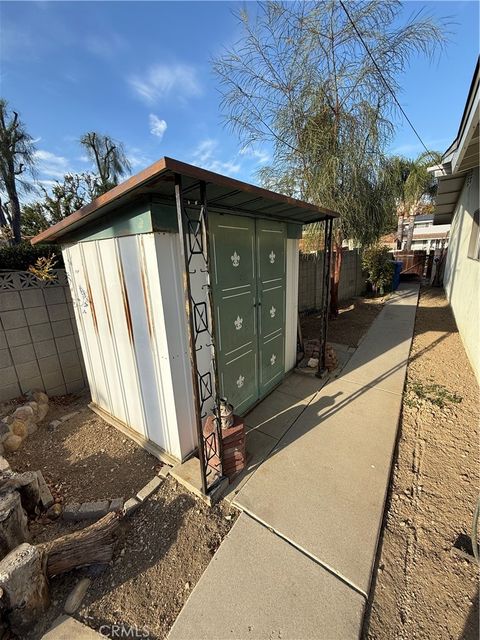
[{"x1": 443, "y1": 168, "x2": 480, "y2": 381}]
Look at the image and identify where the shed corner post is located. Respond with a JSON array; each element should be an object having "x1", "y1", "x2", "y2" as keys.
[
  {"x1": 316, "y1": 216, "x2": 333, "y2": 378},
  {"x1": 174, "y1": 174, "x2": 224, "y2": 497}
]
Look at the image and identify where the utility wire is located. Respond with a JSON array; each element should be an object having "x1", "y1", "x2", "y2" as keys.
[{"x1": 338, "y1": 0, "x2": 440, "y2": 165}]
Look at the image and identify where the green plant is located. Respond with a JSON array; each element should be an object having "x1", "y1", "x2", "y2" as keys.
[
  {"x1": 405, "y1": 380, "x2": 463, "y2": 409},
  {"x1": 362, "y1": 245, "x2": 394, "y2": 295},
  {"x1": 0, "y1": 242, "x2": 64, "y2": 271},
  {"x1": 28, "y1": 254, "x2": 58, "y2": 281}
]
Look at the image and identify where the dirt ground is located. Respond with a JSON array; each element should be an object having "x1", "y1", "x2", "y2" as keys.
[
  {"x1": 365, "y1": 287, "x2": 479, "y2": 639},
  {"x1": 28, "y1": 476, "x2": 237, "y2": 640},
  {"x1": 0, "y1": 395, "x2": 237, "y2": 640},
  {"x1": 301, "y1": 295, "x2": 384, "y2": 347},
  {"x1": 5, "y1": 394, "x2": 159, "y2": 505}
]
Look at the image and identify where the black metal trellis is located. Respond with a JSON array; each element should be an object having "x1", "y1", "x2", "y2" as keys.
[
  {"x1": 317, "y1": 216, "x2": 334, "y2": 377},
  {"x1": 174, "y1": 175, "x2": 223, "y2": 495}
]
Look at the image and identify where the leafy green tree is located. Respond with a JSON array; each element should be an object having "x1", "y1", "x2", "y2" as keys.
[
  {"x1": 213, "y1": 1, "x2": 447, "y2": 314},
  {"x1": 383, "y1": 156, "x2": 416, "y2": 248},
  {"x1": 385, "y1": 151, "x2": 442, "y2": 249},
  {"x1": 21, "y1": 172, "x2": 101, "y2": 236},
  {"x1": 0, "y1": 100, "x2": 37, "y2": 243},
  {"x1": 80, "y1": 131, "x2": 131, "y2": 194}
]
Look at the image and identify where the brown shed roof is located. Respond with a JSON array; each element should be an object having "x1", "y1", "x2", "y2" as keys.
[{"x1": 31, "y1": 156, "x2": 339, "y2": 245}]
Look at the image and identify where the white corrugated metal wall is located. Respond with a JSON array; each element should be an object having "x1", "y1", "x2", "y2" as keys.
[{"x1": 63, "y1": 233, "x2": 197, "y2": 462}]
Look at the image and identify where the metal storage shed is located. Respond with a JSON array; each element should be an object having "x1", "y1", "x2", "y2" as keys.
[{"x1": 32, "y1": 157, "x2": 338, "y2": 496}]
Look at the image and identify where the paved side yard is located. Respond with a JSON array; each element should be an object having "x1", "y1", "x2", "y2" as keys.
[
  {"x1": 169, "y1": 284, "x2": 419, "y2": 639},
  {"x1": 366, "y1": 287, "x2": 479, "y2": 639}
]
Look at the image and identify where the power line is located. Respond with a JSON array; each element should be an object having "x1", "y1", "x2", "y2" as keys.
[{"x1": 338, "y1": 0, "x2": 440, "y2": 165}]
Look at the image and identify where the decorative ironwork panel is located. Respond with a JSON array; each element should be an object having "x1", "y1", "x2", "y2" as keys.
[{"x1": 174, "y1": 177, "x2": 223, "y2": 494}]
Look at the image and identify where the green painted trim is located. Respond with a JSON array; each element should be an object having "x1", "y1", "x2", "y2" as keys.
[
  {"x1": 62, "y1": 197, "x2": 179, "y2": 243},
  {"x1": 62, "y1": 195, "x2": 302, "y2": 243},
  {"x1": 287, "y1": 222, "x2": 303, "y2": 239},
  {"x1": 151, "y1": 202, "x2": 178, "y2": 232}
]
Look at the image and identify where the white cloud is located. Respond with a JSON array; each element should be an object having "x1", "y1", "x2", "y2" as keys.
[
  {"x1": 240, "y1": 145, "x2": 270, "y2": 164},
  {"x1": 128, "y1": 63, "x2": 202, "y2": 104},
  {"x1": 127, "y1": 147, "x2": 153, "y2": 171},
  {"x1": 191, "y1": 139, "x2": 241, "y2": 175},
  {"x1": 34, "y1": 150, "x2": 71, "y2": 179},
  {"x1": 149, "y1": 114, "x2": 167, "y2": 140}
]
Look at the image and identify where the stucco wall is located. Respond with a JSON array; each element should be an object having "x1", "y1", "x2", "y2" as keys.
[
  {"x1": 443, "y1": 167, "x2": 480, "y2": 381},
  {"x1": 0, "y1": 270, "x2": 87, "y2": 402}
]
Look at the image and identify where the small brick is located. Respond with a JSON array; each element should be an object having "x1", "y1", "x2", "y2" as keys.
[
  {"x1": 123, "y1": 497, "x2": 141, "y2": 516},
  {"x1": 223, "y1": 461, "x2": 245, "y2": 472},
  {"x1": 109, "y1": 497, "x2": 124, "y2": 512},
  {"x1": 223, "y1": 452, "x2": 245, "y2": 463},
  {"x1": 158, "y1": 466, "x2": 170, "y2": 479},
  {"x1": 222, "y1": 445, "x2": 244, "y2": 456},
  {"x1": 77, "y1": 500, "x2": 109, "y2": 520},
  {"x1": 63, "y1": 503, "x2": 81, "y2": 521},
  {"x1": 136, "y1": 476, "x2": 162, "y2": 502}
]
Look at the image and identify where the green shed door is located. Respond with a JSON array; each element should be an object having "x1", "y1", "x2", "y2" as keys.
[
  {"x1": 210, "y1": 213, "x2": 286, "y2": 414},
  {"x1": 256, "y1": 220, "x2": 286, "y2": 396},
  {"x1": 210, "y1": 214, "x2": 259, "y2": 413}
]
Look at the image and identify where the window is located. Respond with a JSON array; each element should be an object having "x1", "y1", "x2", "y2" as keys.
[{"x1": 467, "y1": 209, "x2": 480, "y2": 260}]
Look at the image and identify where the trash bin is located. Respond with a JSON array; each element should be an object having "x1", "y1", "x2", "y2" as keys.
[{"x1": 392, "y1": 260, "x2": 403, "y2": 290}]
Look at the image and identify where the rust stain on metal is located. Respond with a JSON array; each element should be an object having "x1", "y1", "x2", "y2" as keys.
[
  {"x1": 140, "y1": 259, "x2": 154, "y2": 340},
  {"x1": 85, "y1": 275, "x2": 98, "y2": 334},
  {"x1": 117, "y1": 261, "x2": 134, "y2": 344}
]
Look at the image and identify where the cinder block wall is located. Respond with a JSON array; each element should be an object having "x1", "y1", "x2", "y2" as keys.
[
  {"x1": 0, "y1": 270, "x2": 87, "y2": 402},
  {"x1": 298, "y1": 249, "x2": 364, "y2": 313}
]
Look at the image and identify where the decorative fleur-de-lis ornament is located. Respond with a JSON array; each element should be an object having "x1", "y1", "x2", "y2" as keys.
[
  {"x1": 234, "y1": 315, "x2": 243, "y2": 330},
  {"x1": 269, "y1": 250, "x2": 276, "y2": 264},
  {"x1": 270, "y1": 353, "x2": 276, "y2": 366},
  {"x1": 236, "y1": 374, "x2": 245, "y2": 388},
  {"x1": 270, "y1": 306, "x2": 276, "y2": 318},
  {"x1": 231, "y1": 251, "x2": 240, "y2": 267}
]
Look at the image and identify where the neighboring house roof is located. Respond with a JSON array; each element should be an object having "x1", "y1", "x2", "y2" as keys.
[
  {"x1": 411, "y1": 232, "x2": 449, "y2": 240},
  {"x1": 413, "y1": 214, "x2": 434, "y2": 222},
  {"x1": 31, "y1": 156, "x2": 339, "y2": 245},
  {"x1": 431, "y1": 57, "x2": 480, "y2": 225}
]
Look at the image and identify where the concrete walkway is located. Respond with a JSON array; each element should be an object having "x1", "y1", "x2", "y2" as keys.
[{"x1": 169, "y1": 284, "x2": 420, "y2": 640}]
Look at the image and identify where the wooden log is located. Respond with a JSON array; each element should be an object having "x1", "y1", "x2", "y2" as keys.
[
  {"x1": 38, "y1": 511, "x2": 121, "y2": 577},
  {"x1": 0, "y1": 471, "x2": 41, "y2": 516},
  {"x1": 0, "y1": 491, "x2": 30, "y2": 559}
]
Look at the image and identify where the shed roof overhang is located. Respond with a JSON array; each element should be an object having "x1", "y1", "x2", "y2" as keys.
[
  {"x1": 431, "y1": 57, "x2": 480, "y2": 226},
  {"x1": 31, "y1": 156, "x2": 339, "y2": 245}
]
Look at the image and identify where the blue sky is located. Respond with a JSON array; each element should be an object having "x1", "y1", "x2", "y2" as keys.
[{"x1": 1, "y1": 1, "x2": 478, "y2": 194}]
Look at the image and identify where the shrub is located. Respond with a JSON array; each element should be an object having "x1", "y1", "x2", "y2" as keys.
[
  {"x1": 362, "y1": 244, "x2": 394, "y2": 295},
  {"x1": 0, "y1": 242, "x2": 64, "y2": 271}
]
